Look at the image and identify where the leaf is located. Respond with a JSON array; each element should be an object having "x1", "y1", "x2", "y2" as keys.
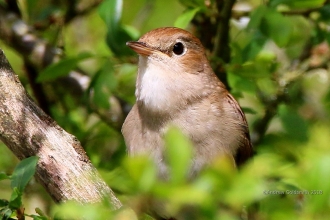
[
  {"x1": 319, "y1": 4, "x2": 330, "y2": 21},
  {"x1": 0, "y1": 172, "x2": 10, "y2": 181},
  {"x1": 11, "y1": 156, "x2": 39, "y2": 193},
  {"x1": 98, "y1": 0, "x2": 136, "y2": 56},
  {"x1": 26, "y1": 214, "x2": 49, "y2": 220},
  {"x1": 174, "y1": 7, "x2": 200, "y2": 29},
  {"x1": 270, "y1": 0, "x2": 326, "y2": 9},
  {"x1": 9, "y1": 187, "x2": 22, "y2": 209},
  {"x1": 37, "y1": 52, "x2": 93, "y2": 82},
  {"x1": 247, "y1": 5, "x2": 268, "y2": 30},
  {"x1": 35, "y1": 207, "x2": 47, "y2": 217},
  {"x1": 241, "y1": 107, "x2": 257, "y2": 115},
  {"x1": 0, "y1": 207, "x2": 12, "y2": 220},
  {"x1": 164, "y1": 126, "x2": 193, "y2": 185},
  {"x1": 123, "y1": 156, "x2": 157, "y2": 192},
  {"x1": 260, "y1": 10, "x2": 293, "y2": 47},
  {"x1": 242, "y1": 33, "x2": 267, "y2": 62},
  {"x1": 0, "y1": 199, "x2": 9, "y2": 207},
  {"x1": 278, "y1": 105, "x2": 309, "y2": 142},
  {"x1": 227, "y1": 72, "x2": 257, "y2": 94},
  {"x1": 89, "y1": 61, "x2": 117, "y2": 109},
  {"x1": 178, "y1": 0, "x2": 205, "y2": 8}
]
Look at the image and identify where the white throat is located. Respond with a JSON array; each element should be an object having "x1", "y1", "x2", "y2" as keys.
[{"x1": 136, "y1": 56, "x2": 174, "y2": 112}]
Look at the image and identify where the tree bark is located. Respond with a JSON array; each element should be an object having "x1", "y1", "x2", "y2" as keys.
[{"x1": 0, "y1": 49, "x2": 122, "y2": 208}]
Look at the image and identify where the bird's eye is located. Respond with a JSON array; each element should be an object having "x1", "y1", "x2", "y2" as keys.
[{"x1": 172, "y1": 42, "x2": 185, "y2": 55}]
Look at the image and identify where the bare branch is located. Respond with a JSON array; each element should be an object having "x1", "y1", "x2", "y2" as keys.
[
  {"x1": 211, "y1": 0, "x2": 237, "y2": 90},
  {"x1": 0, "y1": 50, "x2": 122, "y2": 208}
]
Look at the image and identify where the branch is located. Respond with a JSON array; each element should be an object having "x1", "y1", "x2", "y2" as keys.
[
  {"x1": 64, "y1": 0, "x2": 103, "y2": 24},
  {"x1": 0, "y1": 50, "x2": 122, "y2": 208},
  {"x1": 211, "y1": 0, "x2": 237, "y2": 90}
]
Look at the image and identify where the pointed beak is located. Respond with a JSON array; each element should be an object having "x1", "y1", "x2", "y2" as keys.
[{"x1": 126, "y1": 41, "x2": 155, "y2": 56}]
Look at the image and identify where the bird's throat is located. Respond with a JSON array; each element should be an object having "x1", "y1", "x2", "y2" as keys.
[{"x1": 136, "y1": 57, "x2": 177, "y2": 113}]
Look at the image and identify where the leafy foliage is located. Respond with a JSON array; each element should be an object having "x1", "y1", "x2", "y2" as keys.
[
  {"x1": 1, "y1": 0, "x2": 330, "y2": 219},
  {"x1": 0, "y1": 157, "x2": 47, "y2": 220}
]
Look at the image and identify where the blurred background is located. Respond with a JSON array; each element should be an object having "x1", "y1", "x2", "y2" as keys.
[{"x1": 1, "y1": 0, "x2": 330, "y2": 219}]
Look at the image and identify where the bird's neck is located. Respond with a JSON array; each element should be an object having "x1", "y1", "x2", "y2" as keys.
[
  {"x1": 135, "y1": 56, "x2": 214, "y2": 115},
  {"x1": 135, "y1": 57, "x2": 176, "y2": 113}
]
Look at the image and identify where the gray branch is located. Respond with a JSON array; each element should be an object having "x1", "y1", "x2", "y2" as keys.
[{"x1": 0, "y1": 49, "x2": 122, "y2": 208}]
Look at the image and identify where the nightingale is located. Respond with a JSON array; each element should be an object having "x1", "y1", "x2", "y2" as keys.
[{"x1": 122, "y1": 27, "x2": 253, "y2": 180}]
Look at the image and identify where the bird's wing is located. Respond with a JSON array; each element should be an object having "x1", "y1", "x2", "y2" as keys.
[{"x1": 226, "y1": 94, "x2": 254, "y2": 166}]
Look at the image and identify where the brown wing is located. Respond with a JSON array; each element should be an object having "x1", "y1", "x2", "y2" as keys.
[{"x1": 226, "y1": 94, "x2": 254, "y2": 166}]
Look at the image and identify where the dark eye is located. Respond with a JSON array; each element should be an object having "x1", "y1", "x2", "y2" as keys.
[{"x1": 173, "y1": 42, "x2": 185, "y2": 55}]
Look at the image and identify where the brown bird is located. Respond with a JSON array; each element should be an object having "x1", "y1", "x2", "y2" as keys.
[{"x1": 122, "y1": 27, "x2": 253, "y2": 180}]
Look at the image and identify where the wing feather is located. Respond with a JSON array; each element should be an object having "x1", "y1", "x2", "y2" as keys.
[{"x1": 226, "y1": 94, "x2": 253, "y2": 166}]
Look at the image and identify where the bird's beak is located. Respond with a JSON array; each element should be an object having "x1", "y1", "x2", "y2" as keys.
[{"x1": 126, "y1": 41, "x2": 155, "y2": 56}]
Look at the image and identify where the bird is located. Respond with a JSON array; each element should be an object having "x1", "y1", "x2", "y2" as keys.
[{"x1": 122, "y1": 27, "x2": 253, "y2": 180}]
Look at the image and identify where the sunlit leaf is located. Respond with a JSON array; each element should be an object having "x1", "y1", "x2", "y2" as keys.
[
  {"x1": 0, "y1": 172, "x2": 10, "y2": 181},
  {"x1": 174, "y1": 7, "x2": 200, "y2": 29},
  {"x1": 164, "y1": 127, "x2": 193, "y2": 185},
  {"x1": 247, "y1": 5, "x2": 268, "y2": 30},
  {"x1": 270, "y1": 0, "x2": 326, "y2": 9},
  {"x1": 9, "y1": 187, "x2": 22, "y2": 209},
  {"x1": 227, "y1": 73, "x2": 257, "y2": 94},
  {"x1": 260, "y1": 10, "x2": 293, "y2": 47},
  {"x1": 51, "y1": 201, "x2": 116, "y2": 220},
  {"x1": 241, "y1": 107, "x2": 257, "y2": 115},
  {"x1": 178, "y1": 0, "x2": 205, "y2": 8},
  {"x1": 98, "y1": 0, "x2": 136, "y2": 56},
  {"x1": 11, "y1": 156, "x2": 39, "y2": 193},
  {"x1": 123, "y1": 156, "x2": 157, "y2": 192},
  {"x1": 242, "y1": 33, "x2": 267, "y2": 62}
]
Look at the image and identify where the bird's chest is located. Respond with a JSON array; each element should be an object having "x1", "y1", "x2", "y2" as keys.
[{"x1": 125, "y1": 102, "x2": 231, "y2": 179}]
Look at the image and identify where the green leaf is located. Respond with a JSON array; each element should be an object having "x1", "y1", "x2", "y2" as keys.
[
  {"x1": 260, "y1": 10, "x2": 293, "y2": 47},
  {"x1": 89, "y1": 61, "x2": 117, "y2": 109},
  {"x1": 174, "y1": 7, "x2": 200, "y2": 29},
  {"x1": 247, "y1": 5, "x2": 268, "y2": 30},
  {"x1": 178, "y1": 0, "x2": 205, "y2": 8},
  {"x1": 323, "y1": 88, "x2": 330, "y2": 113},
  {"x1": 9, "y1": 187, "x2": 22, "y2": 209},
  {"x1": 37, "y1": 52, "x2": 93, "y2": 82},
  {"x1": 35, "y1": 207, "x2": 47, "y2": 217},
  {"x1": 319, "y1": 4, "x2": 330, "y2": 21},
  {"x1": 164, "y1": 126, "x2": 193, "y2": 185},
  {"x1": 0, "y1": 172, "x2": 10, "y2": 181},
  {"x1": 98, "y1": 0, "x2": 136, "y2": 56},
  {"x1": 241, "y1": 107, "x2": 257, "y2": 115},
  {"x1": 0, "y1": 199, "x2": 9, "y2": 207},
  {"x1": 0, "y1": 207, "x2": 12, "y2": 220},
  {"x1": 227, "y1": 72, "x2": 257, "y2": 94},
  {"x1": 123, "y1": 156, "x2": 157, "y2": 192},
  {"x1": 26, "y1": 214, "x2": 49, "y2": 220},
  {"x1": 242, "y1": 33, "x2": 267, "y2": 62},
  {"x1": 11, "y1": 156, "x2": 39, "y2": 193},
  {"x1": 278, "y1": 105, "x2": 309, "y2": 142},
  {"x1": 270, "y1": 0, "x2": 326, "y2": 9}
]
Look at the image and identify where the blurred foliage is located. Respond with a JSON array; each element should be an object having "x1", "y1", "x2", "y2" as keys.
[{"x1": 0, "y1": 0, "x2": 330, "y2": 219}]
